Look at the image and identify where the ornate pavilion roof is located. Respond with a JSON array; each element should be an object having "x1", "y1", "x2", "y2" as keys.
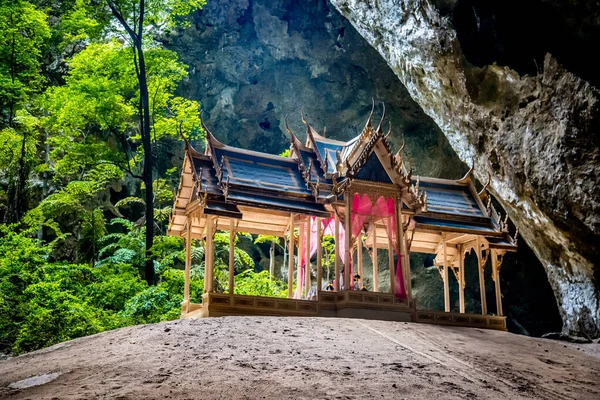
[{"x1": 168, "y1": 106, "x2": 517, "y2": 252}]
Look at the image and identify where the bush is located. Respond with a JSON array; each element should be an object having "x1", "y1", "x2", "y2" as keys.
[{"x1": 234, "y1": 270, "x2": 288, "y2": 298}]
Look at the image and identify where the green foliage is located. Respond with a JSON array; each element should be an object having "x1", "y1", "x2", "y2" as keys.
[
  {"x1": 279, "y1": 149, "x2": 290, "y2": 157},
  {"x1": 0, "y1": 0, "x2": 304, "y2": 358},
  {"x1": 0, "y1": 0, "x2": 50, "y2": 120},
  {"x1": 234, "y1": 270, "x2": 288, "y2": 298}
]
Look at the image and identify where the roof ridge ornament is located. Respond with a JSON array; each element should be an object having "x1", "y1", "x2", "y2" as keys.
[
  {"x1": 375, "y1": 102, "x2": 386, "y2": 134},
  {"x1": 457, "y1": 161, "x2": 475, "y2": 184},
  {"x1": 478, "y1": 172, "x2": 492, "y2": 200}
]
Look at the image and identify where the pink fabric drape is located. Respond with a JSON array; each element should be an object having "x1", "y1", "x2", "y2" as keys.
[
  {"x1": 347, "y1": 193, "x2": 406, "y2": 299},
  {"x1": 294, "y1": 195, "x2": 407, "y2": 298},
  {"x1": 306, "y1": 216, "x2": 346, "y2": 290}
]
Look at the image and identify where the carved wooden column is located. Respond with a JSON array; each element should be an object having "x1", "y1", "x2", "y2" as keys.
[
  {"x1": 297, "y1": 222, "x2": 305, "y2": 296},
  {"x1": 228, "y1": 219, "x2": 235, "y2": 295},
  {"x1": 287, "y1": 214, "x2": 295, "y2": 298},
  {"x1": 443, "y1": 238, "x2": 450, "y2": 312},
  {"x1": 357, "y1": 233, "x2": 363, "y2": 288},
  {"x1": 476, "y1": 237, "x2": 488, "y2": 315},
  {"x1": 491, "y1": 249, "x2": 505, "y2": 316},
  {"x1": 458, "y1": 244, "x2": 465, "y2": 314},
  {"x1": 388, "y1": 231, "x2": 394, "y2": 294},
  {"x1": 184, "y1": 218, "x2": 192, "y2": 313},
  {"x1": 397, "y1": 199, "x2": 410, "y2": 298},
  {"x1": 305, "y1": 217, "x2": 312, "y2": 297},
  {"x1": 344, "y1": 193, "x2": 351, "y2": 290},
  {"x1": 205, "y1": 217, "x2": 215, "y2": 293},
  {"x1": 316, "y1": 217, "x2": 323, "y2": 295},
  {"x1": 334, "y1": 212, "x2": 340, "y2": 291},
  {"x1": 403, "y1": 234, "x2": 413, "y2": 299},
  {"x1": 372, "y1": 224, "x2": 378, "y2": 292}
]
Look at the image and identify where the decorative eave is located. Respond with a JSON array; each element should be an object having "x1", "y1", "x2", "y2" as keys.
[
  {"x1": 334, "y1": 103, "x2": 426, "y2": 213},
  {"x1": 301, "y1": 109, "x2": 331, "y2": 176}
]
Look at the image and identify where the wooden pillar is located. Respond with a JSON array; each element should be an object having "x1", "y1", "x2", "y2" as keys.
[
  {"x1": 396, "y1": 199, "x2": 409, "y2": 297},
  {"x1": 403, "y1": 235, "x2": 412, "y2": 299},
  {"x1": 443, "y1": 238, "x2": 450, "y2": 312},
  {"x1": 372, "y1": 224, "x2": 378, "y2": 292},
  {"x1": 287, "y1": 214, "x2": 295, "y2": 298},
  {"x1": 297, "y1": 222, "x2": 305, "y2": 295},
  {"x1": 344, "y1": 193, "x2": 351, "y2": 290},
  {"x1": 388, "y1": 232, "x2": 394, "y2": 294},
  {"x1": 458, "y1": 244, "x2": 465, "y2": 314},
  {"x1": 476, "y1": 237, "x2": 487, "y2": 315},
  {"x1": 305, "y1": 217, "x2": 311, "y2": 297},
  {"x1": 492, "y1": 249, "x2": 503, "y2": 316},
  {"x1": 228, "y1": 219, "x2": 235, "y2": 295},
  {"x1": 316, "y1": 217, "x2": 323, "y2": 295},
  {"x1": 205, "y1": 217, "x2": 215, "y2": 293},
  {"x1": 184, "y1": 218, "x2": 192, "y2": 313},
  {"x1": 357, "y1": 234, "x2": 363, "y2": 288},
  {"x1": 334, "y1": 212, "x2": 340, "y2": 291}
]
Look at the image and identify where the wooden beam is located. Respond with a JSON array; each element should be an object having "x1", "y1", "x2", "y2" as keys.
[
  {"x1": 357, "y1": 234, "x2": 363, "y2": 289},
  {"x1": 334, "y1": 212, "x2": 340, "y2": 291},
  {"x1": 397, "y1": 199, "x2": 409, "y2": 298},
  {"x1": 476, "y1": 237, "x2": 488, "y2": 315},
  {"x1": 344, "y1": 194, "x2": 351, "y2": 290},
  {"x1": 204, "y1": 217, "x2": 215, "y2": 294},
  {"x1": 297, "y1": 223, "x2": 305, "y2": 296},
  {"x1": 458, "y1": 244, "x2": 465, "y2": 314},
  {"x1": 184, "y1": 219, "x2": 192, "y2": 313},
  {"x1": 388, "y1": 231, "x2": 394, "y2": 294},
  {"x1": 228, "y1": 219, "x2": 236, "y2": 295},
  {"x1": 492, "y1": 249, "x2": 503, "y2": 316},
  {"x1": 316, "y1": 217, "x2": 323, "y2": 295},
  {"x1": 443, "y1": 237, "x2": 450, "y2": 312},
  {"x1": 372, "y1": 224, "x2": 378, "y2": 292},
  {"x1": 287, "y1": 214, "x2": 295, "y2": 299},
  {"x1": 305, "y1": 217, "x2": 311, "y2": 297}
]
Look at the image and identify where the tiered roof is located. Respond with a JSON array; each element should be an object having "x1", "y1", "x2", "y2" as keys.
[{"x1": 168, "y1": 105, "x2": 517, "y2": 252}]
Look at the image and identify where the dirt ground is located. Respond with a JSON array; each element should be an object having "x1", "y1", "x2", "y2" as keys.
[{"x1": 1, "y1": 317, "x2": 599, "y2": 399}]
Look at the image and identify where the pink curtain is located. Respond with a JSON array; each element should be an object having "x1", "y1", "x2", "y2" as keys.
[
  {"x1": 372, "y1": 196, "x2": 406, "y2": 300},
  {"x1": 293, "y1": 193, "x2": 408, "y2": 298},
  {"x1": 349, "y1": 194, "x2": 373, "y2": 289},
  {"x1": 342, "y1": 194, "x2": 406, "y2": 299},
  {"x1": 306, "y1": 216, "x2": 345, "y2": 290}
]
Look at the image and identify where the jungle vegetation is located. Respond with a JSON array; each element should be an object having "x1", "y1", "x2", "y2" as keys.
[{"x1": 0, "y1": 0, "x2": 293, "y2": 355}]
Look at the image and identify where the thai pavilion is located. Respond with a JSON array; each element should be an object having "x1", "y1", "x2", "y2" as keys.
[{"x1": 168, "y1": 106, "x2": 518, "y2": 331}]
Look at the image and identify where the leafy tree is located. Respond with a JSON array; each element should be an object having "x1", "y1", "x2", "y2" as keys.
[
  {"x1": 0, "y1": 0, "x2": 50, "y2": 222},
  {"x1": 99, "y1": 0, "x2": 205, "y2": 284}
]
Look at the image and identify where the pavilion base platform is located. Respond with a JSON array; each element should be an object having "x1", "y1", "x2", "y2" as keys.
[
  {"x1": 180, "y1": 292, "x2": 507, "y2": 331},
  {"x1": 416, "y1": 310, "x2": 507, "y2": 331}
]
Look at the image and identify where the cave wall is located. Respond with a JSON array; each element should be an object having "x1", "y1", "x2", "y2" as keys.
[
  {"x1": 165, "y1": 0, "x2": 564, "y2": 335},
  {"x1": 330, "y1": 0, "x2": 600, "y2": 337},
  {"x1": 165, "y1": 0, "x2": 463, "y2": 178}
]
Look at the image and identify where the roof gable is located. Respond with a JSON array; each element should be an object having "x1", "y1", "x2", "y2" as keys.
[{"x1": 354, "y1": 151, "x2": 393, "y2": 184}]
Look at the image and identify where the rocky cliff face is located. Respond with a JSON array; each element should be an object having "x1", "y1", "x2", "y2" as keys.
[
  {"x1": 166, "y1": 0, "x2": 564, "y2": 335},
  {"x1": 165, "y1": 0, "x2": 463, "y2": 178},
  {"x1": 330, "y1": 0, "x2": 600, "y2": 337}
]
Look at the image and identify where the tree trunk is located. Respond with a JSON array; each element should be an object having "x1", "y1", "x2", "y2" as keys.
[
  {"x1": 136, "y1": 41, "x2": 155, "y2": 285},
  {"x1": 38, "y1": 131, "x2": 49, "y2": 244},
  {"x1": 5, "y1": 130, "x2": 27, "y2": 223}
]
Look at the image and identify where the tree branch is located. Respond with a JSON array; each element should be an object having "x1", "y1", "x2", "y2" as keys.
[{"x1": 105, "y1": 0, "x2": 138, "y2": 43}]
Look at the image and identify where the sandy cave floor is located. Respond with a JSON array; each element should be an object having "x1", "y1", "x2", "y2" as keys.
[{"x1": 1, "y1": 317, "x2": 599, "y2": 399}]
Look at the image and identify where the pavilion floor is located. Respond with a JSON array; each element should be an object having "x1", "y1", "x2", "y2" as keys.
[{"x1": 181, "y1": 292, "x2": 507, "y2": 331}]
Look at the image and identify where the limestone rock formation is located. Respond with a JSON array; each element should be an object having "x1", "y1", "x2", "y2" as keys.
[
  {"x1": 330, "y1": 0, "x2": 600, "y2": 337},
  {"x1": 165, "y1": 0, "x2": 463, "y2": 178}
]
